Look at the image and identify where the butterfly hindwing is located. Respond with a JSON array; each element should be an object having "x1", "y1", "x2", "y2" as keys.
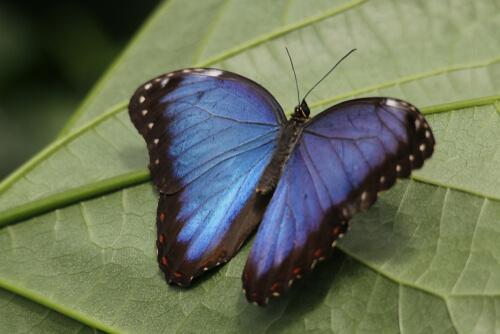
[
  {"x1": 243, "y1": 98, "x2": 435, "y2": 305},
  {"x1": 129, "y1": 68, "x2": 285, "y2": 286}
]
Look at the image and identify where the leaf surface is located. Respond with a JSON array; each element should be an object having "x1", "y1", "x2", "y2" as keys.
[{"x1": 1, "y1": 0, "x2": 500, "y2": 332}]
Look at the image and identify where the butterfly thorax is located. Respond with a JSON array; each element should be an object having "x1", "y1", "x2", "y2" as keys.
[{"x1": 256, "y1": 114, "x2": 307, "y2": 195}]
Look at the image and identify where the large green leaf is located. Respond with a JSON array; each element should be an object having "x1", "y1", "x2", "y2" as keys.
[{"x1": 1, "y1": 0, "x2": 499, "y2": 332}]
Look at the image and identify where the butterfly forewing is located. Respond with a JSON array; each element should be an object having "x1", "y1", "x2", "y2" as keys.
[
  {"x1": 129, "y1": 68, "x2": 285, "y2": 286},
  {"x1": 243, "y1": 98, "x2": 435, "y2": 305}
]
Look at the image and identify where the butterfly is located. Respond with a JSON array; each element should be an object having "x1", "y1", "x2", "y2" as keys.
[{"x1": 128, "y1": 52, "x2": 435, "y2": 306}]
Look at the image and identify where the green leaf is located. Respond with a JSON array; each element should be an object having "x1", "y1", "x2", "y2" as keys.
[
  {"x1": 1, "y1": 0, "x2": 500, "y2": 332},
  {"x1": 0, "y1": 288, "x2": 104, "y2": 333}
]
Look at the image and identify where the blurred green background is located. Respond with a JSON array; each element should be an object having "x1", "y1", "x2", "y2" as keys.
[{"x1": 0, "y1": 0, "x2": 160, "y2": 180}]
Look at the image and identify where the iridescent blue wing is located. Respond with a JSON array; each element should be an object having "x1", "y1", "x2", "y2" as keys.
[
  {"x1": 129, "y1": 68, "x2": 285, "y2": 286},
  {"x1": 243, "y1": 98, "x2": 435, "y2": 305}
]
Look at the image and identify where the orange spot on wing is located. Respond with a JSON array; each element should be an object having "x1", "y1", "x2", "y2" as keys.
[
  {"x1": 160, "y1": 213, "x2": 165, "y2": 221},
  {"x1": 292, "y1": 267, "x2": 301, "y2": 275},
  {"x1": 162, "y1": 257, "x2": 167, "y2": 265},
  {"x1": 314, "y1": 249, "x2": 322, "y2": 257},
  {"x1": 159, "y1": 235, "x2": 163, "y2": 243},
  {"x1": 174, "y1": 272, "x2": 182, "y2": 278},
  {"x1": 333, "y1": 226, "x2": 341, "y2": 235},
  {"x1": 270, "y1": 283, "x2": 279, "y2": 292}
]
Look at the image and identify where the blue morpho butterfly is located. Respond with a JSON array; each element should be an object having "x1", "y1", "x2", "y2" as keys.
[{"x1": 128, "y1": 50, "x2": 435, "y2": 306}]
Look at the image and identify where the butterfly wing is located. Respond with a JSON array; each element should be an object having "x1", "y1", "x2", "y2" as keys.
[
  {"x1": 243, "y1": 98, "x2": 435, "y2": 305},
  {"x1": 129, "y1": 68, "x2": 285, "y2": 286}
]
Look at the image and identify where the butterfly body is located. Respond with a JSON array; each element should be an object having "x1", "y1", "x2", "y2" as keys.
[
  {"x1": 129, "y1": 67, "x2": 435, "y2": 306},
  {"x1": 256, "y1": 118, "x2": 305, "y2": 194}
]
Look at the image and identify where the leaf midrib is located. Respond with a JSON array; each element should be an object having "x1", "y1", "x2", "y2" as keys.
[
  {"x1": 1, "y1": 94, "x2": 499, "y2": 228},
  {"x1": 1, "y1": 53, "x2": 498, "y2": 193},
  {"x1": 0, "y1": 277, "x2": 123, "y2": 334}
]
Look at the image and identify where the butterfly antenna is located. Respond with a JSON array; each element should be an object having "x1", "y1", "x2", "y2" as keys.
[
  {"x1": 303, "y1": 49, "x2": 357, "y2": 101},
  {"x1": 286, "y1": 47, "x2": 301, "y2": 107}
]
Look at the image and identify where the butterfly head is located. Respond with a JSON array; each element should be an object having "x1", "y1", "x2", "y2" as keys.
[{"x1": 292, "y1": 99, "x2": 311, "y2": 121}]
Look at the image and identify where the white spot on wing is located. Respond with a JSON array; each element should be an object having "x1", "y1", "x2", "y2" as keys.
[
  {"x1": 425, "y1": 130, "x2": 431, "y2": 138},
  {"x1": 361, "y1": 191, "x2": 368, "y2": 201},
  {"x1": 420, "y1": 144, "x2": 426, "y2": 151},
  {"x1": 415, "y1": 119, "x2": 421, "y2": 130},
  {"x1": 144, "y1": 83, "x2": 152, "y2": 90},
  {"x1": 205, "y1": 69, "x2": 224, "y2": 77},
  {"x1": 161, "y1": 78, "x2": 169, "y2": 87},
  {"x1": 148, "y1": 123, "x2": 154, "y2": 129},
  {"x1": 385, "y1": 98, "x2": 399, "y2": 108},
  {"x1": 409, "y1": 154, "x2": 414, "y2": 161},
  {"x1": 342, "y1": 207, "x2": 348, "y2": 218},
  {"x1": 139, "y1": 96, "x2": 145, "y2": 103},
  {"x1": 380, "y1": 176, "x2": 386, "y2": 184},
  {"x1": 141, "y1": 109, "x2": 148, "y2": 116},
  {"x1": 154, "y1": 139, "x2": 159, "y2": 145},
  {"x1": 396, "y1": 164, "x2": 402, "y2": 172}
]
